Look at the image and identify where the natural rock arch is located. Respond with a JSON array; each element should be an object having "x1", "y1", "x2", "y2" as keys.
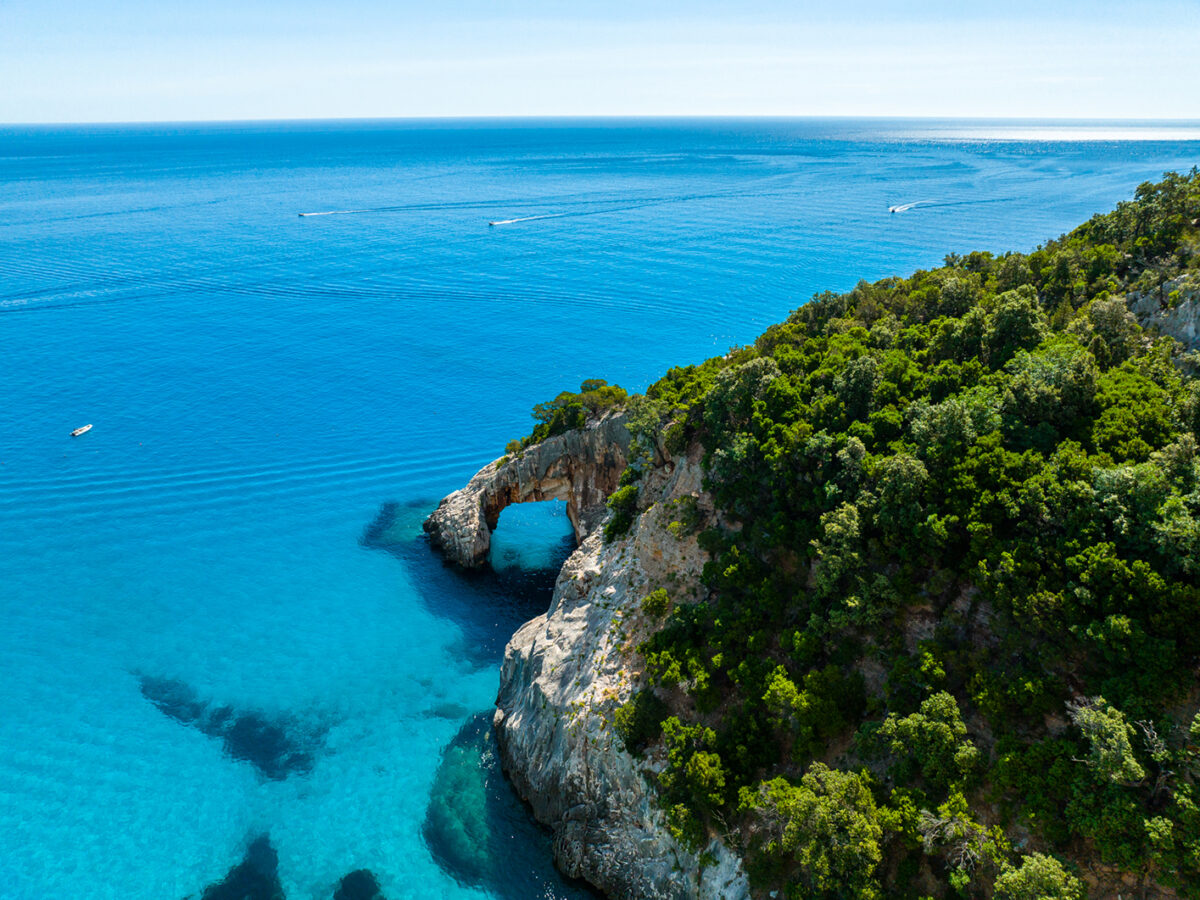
[{"x1": 424, "y1": 413, "x2": 630, "y2": 568}]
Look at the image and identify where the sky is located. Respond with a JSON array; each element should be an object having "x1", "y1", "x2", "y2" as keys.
[{"x1": 2, "y1": 0, "x2": 1199, "y2": 123}]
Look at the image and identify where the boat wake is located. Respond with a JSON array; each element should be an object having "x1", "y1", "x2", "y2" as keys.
[
  {"x1": 297, "y1": 194, "x2": 660, "y2": 219},
  {"x1": 299, "y1": 209, "x2": 375, "y2": 217},
  {"x1": 484, "y1": 189, "x2": 739, "y2": 228},
  {"x1": 888, "y1": 200, "x2": 936, "y2": 213},
  {"x1": 888, "y1": 197, "x2": 1015, "y2": 214},
  {"x1": 301, "y1": 182, "x2": 778, "y2": 228},
  {"x1": 488, "y1": 214, "x2": 561, "y2": 226}
]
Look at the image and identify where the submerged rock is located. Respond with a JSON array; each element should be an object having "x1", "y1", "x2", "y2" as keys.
[
  {"x1": 332, "y1": 869, "x2": 385, "y2": 900},
  {"x1": 423, "y1": 716, "x2": 493, "y2": 885},
  {"x1": 421, "y1": 713, "x2": 598, "y2": 900},
  {"x1": 199, "y1": 834, "x2": 284, "y2": 900},
  {"x1": 139, "y1": 675, "x2": 322, "y2": 780},
  {"x1": 424, "y1": 701, "x2": 472, "y2": 721}
]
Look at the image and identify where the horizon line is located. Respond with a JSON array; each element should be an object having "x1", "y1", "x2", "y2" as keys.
[{"x1": 6, "y1": 114, "x2": 1200, "y2": 128}]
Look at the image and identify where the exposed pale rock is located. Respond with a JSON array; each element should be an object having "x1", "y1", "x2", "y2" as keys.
[
  {"x1": 1128, "y1": 275, "x2": 1200, "y2": 349},
  {"x1": 427, "y1": 415, "x2": 749, "y2": 898},
  {"x1": 424, "y1": 413, "x2": 631, "y2": 568},
  {"x1": 493, "y1": 447, "x2": 749, "y2": 900}
]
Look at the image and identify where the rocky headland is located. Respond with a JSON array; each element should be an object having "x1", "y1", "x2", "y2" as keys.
[
  {"x1": 423, "y1": 171, "x2": 1200, "y2": 900},
  {"x1": 424, "y1": 415, "x2": 749, "y2": 899}
]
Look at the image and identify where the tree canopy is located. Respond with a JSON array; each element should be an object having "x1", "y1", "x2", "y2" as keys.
[{"x1": 584, "y1": 169, "x2": 1200, "y2": 897}]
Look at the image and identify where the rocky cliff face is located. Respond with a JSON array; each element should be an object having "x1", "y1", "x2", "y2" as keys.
[
  {"x1": 424, "y1": 413, "x2": 631, "y2": 568},
  {"x1": 1128, "y1": 274, "x2": 1200, "y2": 350},
  {"x1": 425, "y1": 420, "x2": 749, "y2": 900}
]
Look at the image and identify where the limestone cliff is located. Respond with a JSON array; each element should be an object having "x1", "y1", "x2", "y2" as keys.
[
  {"x1": 1128, "y1": 274, "x2": 1200, "y2": 350},
  {"x1": 425, "y1": 420, "x2": 749, "y2": 900}
]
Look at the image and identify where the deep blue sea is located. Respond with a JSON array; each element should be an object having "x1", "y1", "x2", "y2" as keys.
[{"x1": 2, "y1": 118, "x2": 1198, "y2": 899}]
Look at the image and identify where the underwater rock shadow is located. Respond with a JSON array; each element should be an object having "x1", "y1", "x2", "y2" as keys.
[
  {"x1": 187, "y1": 834, "x2": 387, "y2": 900},
  {"x1": 333, "y1": 869, "x2": 387, "y2": 900},
  {"x1": 421, "y1": 712, "x2": 601, "y2": 900},
  {"x1": 190, "y1": 833, "x2": 284, "y2": 900},
  {"x1": 139, "y1": 675, "x2": 326, "y2": 781},
  {"x1": 361, "y1": 500, "x2": 575, "y2": 668}
]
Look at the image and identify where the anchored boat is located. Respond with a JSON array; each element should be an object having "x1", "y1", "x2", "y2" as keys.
[{"x1": 71, "y1": 424, "x2": 92, "y2": 437}]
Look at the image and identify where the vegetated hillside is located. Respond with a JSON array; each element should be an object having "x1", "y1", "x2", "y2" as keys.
[{"x1": 592, "y1": 170, "x2": 1200, "y2": 899}]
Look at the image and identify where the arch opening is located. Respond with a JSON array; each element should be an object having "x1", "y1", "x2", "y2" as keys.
[{"x1": 488, "y1": 499, "x2": 574, "y2": 574}]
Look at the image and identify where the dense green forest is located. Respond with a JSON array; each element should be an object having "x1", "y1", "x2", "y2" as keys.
[{"x1": 557, "y1": 171, "x2": 1200, "y2": 898}]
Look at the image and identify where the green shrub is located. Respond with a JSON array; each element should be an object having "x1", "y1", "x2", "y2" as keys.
[
  {"x1": 603, "y1": 484, "x2": 639, "y2": 541},
  {"x1": 1067, "y1": 697, "x2": 1146, "y2": 785},
  {"x1": 667, "y1": 495, "x2": 703, "y2": 537},
  {"x1": 641, "y1": 588, "x2": 671, "y2": 617},
  {"x1": 508, "y1": 378, "x2": 628, "y2": 451},
  {"x1": 740, "y1": 764, "x2": 885, "y2": 899},
  {"x1": 993, "y1": 853, "x2": 1084, "y2": 900},
  {"x1": 877, "y1": 692, "x2": 979, "y2": 794},
  {"x1": 613, "y1": 689, "x2": 668, "y2": 755}
]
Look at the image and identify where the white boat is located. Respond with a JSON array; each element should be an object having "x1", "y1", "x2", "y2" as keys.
[{"x1": 71, "y1": 424, "x2": 92, "y2": 437}]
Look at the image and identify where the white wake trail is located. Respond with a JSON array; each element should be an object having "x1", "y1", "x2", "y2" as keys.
[
  {"x1": 488, "y1": 214, "x2": 563, "y2": 226},
  {"x1": 298, "y1": 209, "x2": 374, "y2": 217},
  {"x1": 888, "y1": 200, "x2": 936, "y2": 213}
]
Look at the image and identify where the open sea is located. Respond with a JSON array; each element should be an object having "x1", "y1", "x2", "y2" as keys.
[{"x1": 1, "y1": 118, "x2": 1199, "y2": 899}]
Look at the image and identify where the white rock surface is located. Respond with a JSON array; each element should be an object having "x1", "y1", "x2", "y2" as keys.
[
  {"x1": 1128, "y1": 275, "x2": 1200, "y2": 349},
  {"x1": 493, "y1": 448, "x2": 750, "y2": 900}
]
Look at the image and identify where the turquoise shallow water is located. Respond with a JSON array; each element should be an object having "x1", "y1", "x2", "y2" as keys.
[{"x1": 1, "y1": 119, "x2": 1199, "y2": 899}]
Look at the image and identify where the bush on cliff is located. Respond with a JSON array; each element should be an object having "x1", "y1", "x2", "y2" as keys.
[
  {"x1": 602, "y1": 483, "x2": 639, "y2": 540},
  {"x1": 505, "y1": 378, "x2": 628, "y2": 457},
  {"x1": 612, "y1": 689, "x2": 668, "y2": 756},
  {"x1": 993, "y1": 853, "x2": 1084, "y2": 900},
  {"x1": 739, "y1": 764, "x2": 885, "y2": 900}
]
